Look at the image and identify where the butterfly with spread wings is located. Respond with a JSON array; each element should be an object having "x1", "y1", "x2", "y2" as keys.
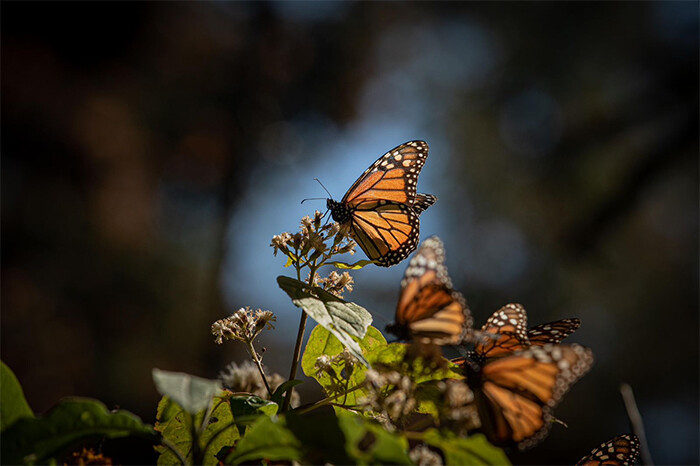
[
  {"x1": 327, "y1": 141, "x2": 437, "y2": 267},
  {"x1": 455, "y1": 342, "x2": 594, "y2": 450},
  {"x1": 451, "y1": 303, "x2": 588, "y2": 449},
  {"x1": 465, "y1": 303, "x2": 581, "y2": 361},
  {"x1": 577, "y1": 434, "x2": 640, "y2": 466},
  {"x1": 385, "y1": 236, "x2": 472, "y2": 345}
]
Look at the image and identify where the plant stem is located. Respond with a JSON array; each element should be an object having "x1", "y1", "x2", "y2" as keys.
[
  {"x1": 620, "y1": 383, "x2": 654, "y2": 465},
  {"x1": 282, "y1": 262, "x2": 318, "y2": 412},
  {"x1": 201, "y1": 421, "x2": 237, "y2": 461},
  {"x1": 161, "y1": 437, "x2": 188, "y2": 466},
  {"x1": 282, "y1": 311, "x2": 307, "y2": 412},
  {"x1": 294, "y1": 384, "x2": 364, "y2": 415},
  {"x1": 190, "y1": 411, "x2": 201, "y2": 466},
  {"x1": 247, "y1": 341, "x2": 273, "y2": 397}
]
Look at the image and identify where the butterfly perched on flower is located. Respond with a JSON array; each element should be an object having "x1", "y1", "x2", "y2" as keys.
[
  {"x1": 576, "y1": 434, "x2": 640, "y2": 465},
  {"x1": 327, "y1": 141, "x2": 437, "y2": 267},
  {"x1": 386, "y1": 236, "x2": 473, "y2": 345},
  {"x1": 465, "y1": 303, "x2": 581, "y2": 360},
  {"x1": 456, "y1": 342, "x2": 594, "y2": 450}
]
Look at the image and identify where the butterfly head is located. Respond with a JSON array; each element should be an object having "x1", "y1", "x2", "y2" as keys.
[{"x1": 327, "y1": 199, "x2": 351, "y2": 224}]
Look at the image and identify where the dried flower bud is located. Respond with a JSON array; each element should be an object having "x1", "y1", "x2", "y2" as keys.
[
  {"x1": 444, "y1": 379, "x2": 473, "y2": 407},
  {"x1": 211, "y1": 307, "x2": 276, "y2": 345},
  {"x1": 300, "y1": 215, "x2": 314, "y2": 230},
  {"x1": 314, "y1": 355, "x2": 337, "y2": 379},
  {"x1": 270, "y1": 232, "x2": 292, "y2": 256},
  {"x1": 319, "y1": 270, "x2": 354, "y2": 298},
  {"x1": 409, "y1": 445, "x2": 443, "y2": 466}
]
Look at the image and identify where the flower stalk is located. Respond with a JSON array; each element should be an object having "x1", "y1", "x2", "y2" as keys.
[{"x1": 272, "y1": 211, "x2": 357, "y2": 412}]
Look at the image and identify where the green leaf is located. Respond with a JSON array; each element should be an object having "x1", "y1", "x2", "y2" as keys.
[
  {"x1": 222, "y1": 415, "x2": 303, "y2": 465},
  {"x1": 372, "y1": 343, "x2": 460, "y2": 384},
  {"x1": 301, "y1": 325, "x2": 386, "y2": 411},
  {"x1": 229, "y1": 395, "x2": 278, "y2": 436},
  {"x1": 277, "y1": 275, "x2": 373, "y2": 366},
  {"x1": 286, "y1": 410, "x2": 352, "y2": 465},
  {"x1": 1, "y1": 361, "x2": 33, "y2": 432},
  {"x1": 271, "y1": 380, "x2": 304, "y2": 406},
  {"x1": 154, "y1": 393, "x2": 239, "y2": 465},
  {"x1": 329, "y1": 259, "x2": 377, "y2": 270},
  {"x1": 337, "y1": 411, "x2": 412, "y2": 465},
  {"x1": 422, "y1": 430, "x2": 511, "y2": 465},
  {"x1": 152, "y1": 369, "x2": 222, "y2": 415},
  {"x1": 1, "y1": 397, "x2": 156, "y2": 465}
]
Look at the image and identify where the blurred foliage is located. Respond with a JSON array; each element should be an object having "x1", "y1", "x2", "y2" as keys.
[{"x1": 1, "y1": 2, "x2": 697, "y2": 464}]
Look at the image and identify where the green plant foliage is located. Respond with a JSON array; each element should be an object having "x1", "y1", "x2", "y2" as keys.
[
  {"x1": 301, "y1": 325, "x2": 386, "y2": 411},
  {"x1": 422, "y1": 429, "x2": 511, "y2": 465},
  {"x1": 277, "y1": 275, "x2": 373, "y2": 365},
  {"x1": 329, "y1": 259, "x2": 376, "y2": 269},
  {"x1": 0, "y1": 361, "x2": 34, "y2": 432},
  {"x1": 220, "y1": 415, "x2": 303, "y2": 465},
  {"x1": 154, "y1": 393, "x2": 239, "y2": 465},
  {"x1": 372, "y1": 343, "x2": 461, "y2": 384},
  {"x1": 270, "y1": 379, "x2": 303, "y2": 406},
  {"x1": 229, "y1": 395, "x2": 278, "y2": 436},
  {"x1": 152, "y1": 369, "x2": 222, "y2": 416},
  {"x1": 286, "y1": 409, "x2": 353, "y2": 464},
  {"x1": 1, "y1": 397, "x2": 156, "y2": 465},
  {"x1": 337, "y1": 411, "x2": 412, "y2": 465}
]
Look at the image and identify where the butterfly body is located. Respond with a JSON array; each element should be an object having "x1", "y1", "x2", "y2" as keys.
[
  {"x1": 458, "y1": 343, "x2": 594, "y2": 450},
  {"x1": 327, "y1": 140, "x2": 437, "y2": 267},
  {"x1": 452, "y1": 304, "x2": 589, "y2": 450},
  {"x1": 327, "y1": 199, "x2": 352, "y2": 224}
]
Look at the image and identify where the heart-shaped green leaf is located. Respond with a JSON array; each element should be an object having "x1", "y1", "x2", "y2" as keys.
[{"x1": 301, "y1": 325, "x2": 386, "y2": 411}]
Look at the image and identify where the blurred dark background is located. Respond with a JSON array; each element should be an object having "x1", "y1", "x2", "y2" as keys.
[{"x1": 2, "y1": 2, "x2": 698, "y2": 464}]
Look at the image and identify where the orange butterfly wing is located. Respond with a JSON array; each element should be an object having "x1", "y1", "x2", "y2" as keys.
[
  {"x1": 474, "y1": 303, "x2": 530, "y2": 358},
  {"x1": 474, "y1": 305, "x2": 581, "y2": 359},
  {"x1": 350, "y1": 201, "x2": 420, "y2": 265},
  {"x1": 342, "y1": 141, "x2": 429, "y2": 206},
  {"x1": 462, "y1": 344, "x2": 594, "y2": 450},
  {"x1": 330, "y1": 141, "x2": 436, "y2": 267},
  {"x1": 576, "y1": 434, "x2": 640, "y2": 466},
  {"x1": 387, "y1": 237, "x2": 472, "y2": 345}
]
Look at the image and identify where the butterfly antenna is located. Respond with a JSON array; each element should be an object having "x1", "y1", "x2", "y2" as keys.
[
  {"x1": 314, "y1": 178, "x2": 334, "y2": 199},
  {"x1": 300, "y1": 197, "x2": 326, "y2": 204}
]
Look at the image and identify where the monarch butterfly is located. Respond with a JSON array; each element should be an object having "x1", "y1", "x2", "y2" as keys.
[
  {"x1": 386, "y1": 236, "x2": 472, "y2": 345},
  {"x1": 576, "y1": 434, "x2": 640, "y2": 465},
  {"x1": 455, "y1": 343, "x2": 594, "y2": 450},
  {"x1": 327, "y1": 141, "x2": 437, "y2": 267},
  {"x1": 470, "y1": 303, "x2": 581, "y2": 360}
]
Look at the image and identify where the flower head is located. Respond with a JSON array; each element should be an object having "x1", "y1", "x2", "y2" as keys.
[
  {"x1": 359, "y1": 369, "x2": 418, "y2": 429},
  {"x1": 271, "y1": 211, "x2": 357, "y2": 270},
  {"x1": 212, "y1": 307, "x2": 276, "y2": 345},
  {"x1": 270, "y1": 232, "x2": 292, "y2": 256},
  {"x1": 409, "y1": 445, "x2": 443, "y2": 466},
  {"x1": 319, "y1": 270, "x2": 354, "y2": 297}
]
